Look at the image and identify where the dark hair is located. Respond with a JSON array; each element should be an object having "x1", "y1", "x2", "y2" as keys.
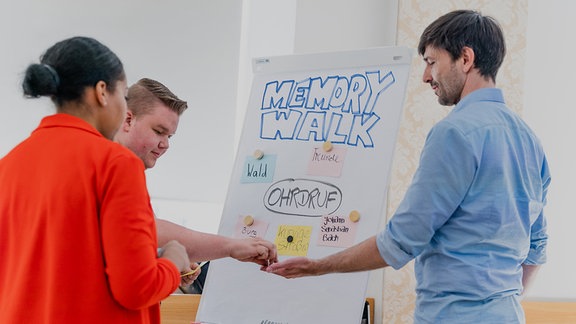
[
  {"x1": 127, "y1": 78, "x2": 188, "y2": 116},
  {"x1": 417, "y1": 10, "x2": 506, "y2": 82},
  {"x1": 22, "y1": 36, "x2": 125, "y2": 106}
]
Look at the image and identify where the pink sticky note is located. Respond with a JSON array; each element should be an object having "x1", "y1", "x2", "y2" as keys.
[
  {"x1": 307, "y1": 146, "x2": 347, "y2": 177},
  {"x1": 234, "y1": 215, "x2": 269, "y2": 239},
  {"x1": 317, "y1": 214, "x2": 358, "y2": 248}
]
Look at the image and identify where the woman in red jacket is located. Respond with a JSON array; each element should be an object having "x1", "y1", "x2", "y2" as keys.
[{"x1": 0, "y1": 36, "x2": 192, "y2": 323}]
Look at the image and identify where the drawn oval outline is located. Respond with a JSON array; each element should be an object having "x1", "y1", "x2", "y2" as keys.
[{"x1": 263, "y1": 178, "x2": 342, "y2": 217}]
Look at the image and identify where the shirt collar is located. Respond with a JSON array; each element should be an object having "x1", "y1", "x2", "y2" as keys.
[
  {"x1": 454, "y1": 88, "x2": 505, "y2": 112},
  {"x1": 35, "y1": 113, "x2": 103, "y2": 138}
]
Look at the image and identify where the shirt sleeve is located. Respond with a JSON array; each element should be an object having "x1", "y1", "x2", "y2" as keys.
[
  {"x1": 99, "y1": 151, "x2": 180, "y2": 310},
  {"x1": 377, "y1": 121, "x2": 476, "y2": 269},
  {"x1": 524, "y1": 156, "x2": 550, "y2": 265}
]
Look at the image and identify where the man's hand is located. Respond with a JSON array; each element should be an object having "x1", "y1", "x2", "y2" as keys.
[{"x1": 265, "y1": 257, "x2": 319, "y2": 279}]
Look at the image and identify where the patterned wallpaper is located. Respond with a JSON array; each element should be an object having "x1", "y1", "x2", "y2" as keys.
[{"x1": 381, "y1": 0, "x2": 528, "y2": 322}]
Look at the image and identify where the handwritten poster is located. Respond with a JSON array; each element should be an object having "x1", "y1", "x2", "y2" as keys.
[
  {"x1": 197, "y1": 47, "x2": 412, "y2": 324},
  {"x1": 307, "y1": 145, "x2": 347, "y2": 177},
  {"x1": 233, "y1": 215, "x2": 269, "y2": 239},
  {"x1": 317, "y1": 214, "x2": 359, "y2": 248},
  {"x1": 241, "y1": 154, "x2": 276, "y2": 183},
  {"x1": 275, "y1": 224, "x2": 313, "y2": 256}
]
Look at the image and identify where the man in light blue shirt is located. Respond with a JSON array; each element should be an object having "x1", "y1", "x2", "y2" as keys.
[{"x1": 267, "y1": 9, "x2": 549, "y2": 323}]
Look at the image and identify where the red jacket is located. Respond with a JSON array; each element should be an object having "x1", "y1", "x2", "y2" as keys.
[{"x1": 0, "y1": 114, "x2": 180, "y2": 323}]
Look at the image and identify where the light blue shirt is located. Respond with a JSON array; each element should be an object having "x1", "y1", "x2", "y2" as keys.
[{"x1": 377, "y1": 88, "x2": 550, "y2": 323}]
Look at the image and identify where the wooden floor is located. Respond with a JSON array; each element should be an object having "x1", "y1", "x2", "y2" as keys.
[
  {"x1": 522, "y1": 301, "x2": 576, "y2": 324},
  {"x1": 160, "y1": 295, "x2": 576, "y2": 324},
  {"x1": 160, "y1": 294, "x2": 202, "y2": 324}
]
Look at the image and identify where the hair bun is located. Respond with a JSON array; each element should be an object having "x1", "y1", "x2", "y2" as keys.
[{"x1": 22, "y1": 63, "x2": 60, "y2": 98}]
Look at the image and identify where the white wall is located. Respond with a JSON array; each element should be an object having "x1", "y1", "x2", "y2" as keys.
[
  {"x1": 522, "y1": 0, "x2": 576, "y2": 300},
  {"x1": 294, "y1": 0, "x2": 398, "y2": 54},
  {"x1": 0, "y1": 0, "x2": 243, "y2": 238},
  {"x1": 0, "y1": 0, "x2": 241, "y2": 208}
]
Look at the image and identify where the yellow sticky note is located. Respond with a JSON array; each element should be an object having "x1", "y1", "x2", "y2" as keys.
[{"x1": 275, "y1": 225, "x2": 313, "y2": 257}]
